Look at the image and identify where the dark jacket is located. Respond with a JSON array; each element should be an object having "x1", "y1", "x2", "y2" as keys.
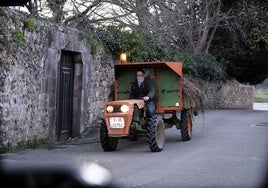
[{"x1": 129, "y1": 78, "x2": 156, "y2": 101}]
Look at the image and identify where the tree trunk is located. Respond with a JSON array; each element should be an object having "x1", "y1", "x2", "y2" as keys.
[{"x1": 26, "y1": 0, "x2": 38, "y2": 16}]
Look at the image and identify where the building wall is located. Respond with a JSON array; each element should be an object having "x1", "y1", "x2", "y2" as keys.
[{"x1": 0, "y1": 8, "x2": 114, "y2": 147}]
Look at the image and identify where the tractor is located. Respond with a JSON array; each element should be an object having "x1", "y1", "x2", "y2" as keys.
[{"x1": 100, "y1": 61, "x2": 197, "y2": 152}]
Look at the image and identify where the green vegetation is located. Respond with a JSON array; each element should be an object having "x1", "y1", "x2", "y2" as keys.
[
  {"x1": 24, "y1": 18, "x2": 36, "y2": 31},
  {"x1": 13, "y1": 29, "x2": 26, "y2": 46},
  {"x1": 226, "y1": 49, "x2": 268, "y2": 85},
  {"x1": 0, "y1": 137, "x2": 52, "y2": 154},
  {"x1": 195, "y1": 54, "x2": 228, "y2": 81},
  {"x1": 34, "y1": 50, "x2": 41, "y2": 58},
  {"x1": 91, "y1": 40, "x2": 104, "y2": 55},
  {"x1": 254, "y1": 89, "x2": 268, "y2": 103},
  {"x1": 93, "y1": 26, "x2": 228, "y2": 82}
]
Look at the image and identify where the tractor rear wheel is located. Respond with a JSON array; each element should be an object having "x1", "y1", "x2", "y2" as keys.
[
  {"x1": 180, "y1": 110, "x2": 192, "y2": 141},
  {"x1": 147, "y1": 116, "x2": 165, "y2": 152},
  {"x1": 100, "y1": 120, "x2": 118, "y2": 151}
]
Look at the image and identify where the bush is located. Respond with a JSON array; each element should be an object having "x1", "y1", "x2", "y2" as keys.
[
  {"x1": 95, "y1": 26, "x2": 148, "y2": 61},
  {"x1": 92, "y1": 27, "x2": 228, "y2": 81},
  {"x1": 13, "y1": 29, "x2": 26, "y2": 46},
  {"x1": 24, "y1": 18, "x2": 36, "y2": 31},
  {"x1": 194, "y1": 54, "x2": 228, "y2": 82}
]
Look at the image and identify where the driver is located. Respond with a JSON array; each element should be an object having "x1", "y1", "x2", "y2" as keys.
[{"x1": 129, "y1": 69, "x2": 156, "y2": 118}]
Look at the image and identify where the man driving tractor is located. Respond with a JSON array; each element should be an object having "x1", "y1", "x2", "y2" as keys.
[
  {"x1": 100, "y1": 62, "x2": 195, "y2": 152},
  {"x1": 129, "y1": 69, "x2": 156, "y2": 120}
]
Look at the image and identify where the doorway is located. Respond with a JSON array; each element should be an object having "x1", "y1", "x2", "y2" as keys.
[{"x1": 57, "y1": 51, "x2": 74, "y2": 140}]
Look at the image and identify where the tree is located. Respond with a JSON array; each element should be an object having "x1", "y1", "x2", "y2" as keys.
[
  {"x1": 211, "y1": 0, "x2": 268, "y2": 84},
  {"x1": 47, "y1": 0, "x2": 67, "y2": 22},
  {"x1": 18, "y1": 0, "x2": 268, "y2": 83},
  {"x1": 25, "y1": 0, "x2": 39, "y2": 15},
  {"x1": 82, "y1": 0, "x2": 232, "y2": 55}
]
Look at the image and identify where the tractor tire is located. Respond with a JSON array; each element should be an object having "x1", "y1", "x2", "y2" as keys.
[
  {"x1": 100, "y1": 121, "x2": 118, "y2": 151},
  {"x1": 129, "y1": 122, "x2": 138, "y2": 141},
  {"x1": 147, "y1": 116, "x2": 165, "y2": 152},
  {"x1": 180, "y1": 110, "x2": 193, "y2": 141}
]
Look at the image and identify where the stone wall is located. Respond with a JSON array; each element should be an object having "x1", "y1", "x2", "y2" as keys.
[
  {"x1": 0, "y1": 8, "x2": 254, "y2": 148},
  {"x1": 0, "y1": 8, "x2": 114, "y2": 147},
  {"x1": 196, "y1": 79, "x2": 254, "y2": 109}
]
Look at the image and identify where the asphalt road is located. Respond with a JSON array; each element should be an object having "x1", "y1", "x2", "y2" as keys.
[{"x1": 1, "y1": 109, "x2": 268, "y2": 188}]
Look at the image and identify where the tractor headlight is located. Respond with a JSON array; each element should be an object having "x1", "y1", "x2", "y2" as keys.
[
  {"x1": 120, "y1": 105, "x2": 129, "y2": 113},
  {"x1": 106, "y1": 105, "x2": 114, "y2": 113}
]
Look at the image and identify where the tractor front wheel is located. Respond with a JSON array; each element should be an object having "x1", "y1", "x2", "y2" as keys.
[
  {"x1": 147, "y1": 116, "x2": 165, "y2": 152},
  {"x1": 180, "y1": 110, "x2": 193, "y2": 141},
  {"x1": 100, "y1": 120, "x2": 118, "y2": 151}
]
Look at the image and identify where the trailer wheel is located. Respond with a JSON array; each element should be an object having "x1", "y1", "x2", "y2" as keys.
[
  {"x1": 180, "y1": 110, "x2": 192, "y2": 141},
  {"x1": 100, "y1": 120, "x2": 118, "y2": 151},
  {"x1": 147, "y1": 116, "x2": 165, "y2": 152}
]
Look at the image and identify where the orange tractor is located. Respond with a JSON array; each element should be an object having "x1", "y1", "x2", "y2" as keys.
[{"x1": 100, "y1": 61, "x2": 197, "y2": 152}]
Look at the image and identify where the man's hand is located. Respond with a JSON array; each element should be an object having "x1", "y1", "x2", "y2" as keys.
[{"x1": 142, "y1": 96, "x2": 150, "y2": 101}]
